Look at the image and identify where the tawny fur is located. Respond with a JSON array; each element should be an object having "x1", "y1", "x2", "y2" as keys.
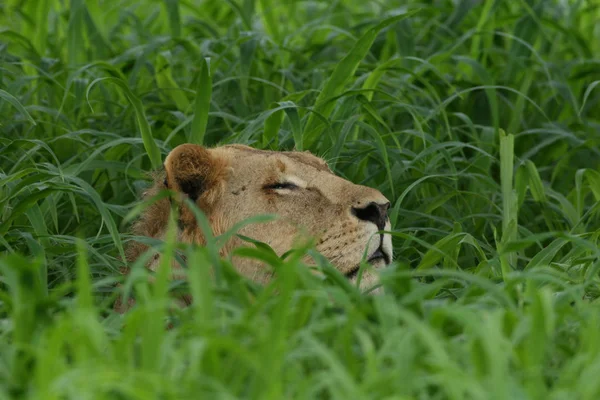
[{"x1": 115, "y1": 144, "x2": 392, "y2": 312}]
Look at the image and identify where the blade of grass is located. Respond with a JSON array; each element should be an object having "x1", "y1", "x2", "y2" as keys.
[
  {"x1": 189, "y1": 57, "x2": 212, "y2": 145},
  {"x1": 86, "y1": 77, "x2": 162, "y2": 169},
  {"x1": 499, "y1": 129, "x2": 518, "y2": 275},
  {"x1": 67, "y1": 0, "x2": 86, "y2": 68},
  {"x1": 156, "y1": 52, "x2": 190, "y2": 112},
  {"x1": 303, "y1": 10, "x2": 420, "y2": 147},
  {"x1": 0, "y1": 89, "x2": 36, "y2": 125},
  {"x1": 163, "y1": 0, "x2": 182, "y2": 38}
]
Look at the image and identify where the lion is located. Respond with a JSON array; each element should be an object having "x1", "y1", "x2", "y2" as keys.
[{"x1": 116, "y1": 143, "x2": 392, "y2": 311}]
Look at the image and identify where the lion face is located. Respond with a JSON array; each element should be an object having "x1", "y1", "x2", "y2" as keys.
[{"x1": 132, "y1": 143, "x2": 392, "y2": 291}]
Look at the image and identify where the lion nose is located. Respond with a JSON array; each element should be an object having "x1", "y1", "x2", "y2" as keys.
[{"x1": 351, "y1": 201, "x2": 390, "y2": 230}]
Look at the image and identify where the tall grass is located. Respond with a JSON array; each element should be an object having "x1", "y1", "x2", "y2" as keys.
[{"x1": 1, "y1": 0, "x2": 600, "y2": 398}]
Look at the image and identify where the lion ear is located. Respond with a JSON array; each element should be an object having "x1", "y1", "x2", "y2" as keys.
[{"x1": 164, "y1": 144, "x2": 227, "y2": 207}]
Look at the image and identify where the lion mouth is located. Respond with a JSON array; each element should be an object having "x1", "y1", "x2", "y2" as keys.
[
  {"x1": 367, "y1": 247, "x2": 390, "y2": 265},
  {"x1": 345, "y1": 247, "x2": 391, "y2": 279}
]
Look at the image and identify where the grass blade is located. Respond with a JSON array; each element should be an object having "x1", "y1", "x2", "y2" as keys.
[
  {"x1": 156, "y1": 52, "x2": 190, "y2": 112},
  {"x1": 86, "y1": 77, "x2": 162, "y2": 169},
  {"x1": 67, "y1": 0, "x2": 86, "y2": 68},
  {"x1": 163, "y1": 0, "x2": 182, "y2": 37},
  {"x1": 499, "y1": 129, "x2": 517, "y2": 274},
  {"x1": 303, "y1": 10, "x2": 420, "y2": 147},
  {"x1": 0, "y1": 89, "x2": 36, "y2": 125},
  {"x1": 189, "y1": 58, "x2": 212, "y2": 145}
]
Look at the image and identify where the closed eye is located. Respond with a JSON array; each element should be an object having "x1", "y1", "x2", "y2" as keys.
[{"x1": 264, "y1": 182, "x2": 299, "y2": 190}]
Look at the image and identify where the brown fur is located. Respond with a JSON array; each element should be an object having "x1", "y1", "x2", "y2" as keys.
[{"x1": 116, "y1": 143, "x2": 392, "y2": 312}]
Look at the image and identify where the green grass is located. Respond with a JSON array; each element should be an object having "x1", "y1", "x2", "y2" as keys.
[{"x1": 1, "y1": 0, "x2": 600, "y2": 398}]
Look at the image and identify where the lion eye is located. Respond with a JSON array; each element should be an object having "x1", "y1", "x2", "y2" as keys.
[{"x1": 264, "y1": 182, "x2": 298, "y2": 190}]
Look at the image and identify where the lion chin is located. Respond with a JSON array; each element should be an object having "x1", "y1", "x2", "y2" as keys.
[{"x1": 117, "y1": 143, "x2": 392, "y2": 312}]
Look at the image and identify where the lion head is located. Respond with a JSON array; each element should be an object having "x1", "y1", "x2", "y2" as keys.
[{"x1": 125, "y1": 143, "x2": 392, "y2": 293}]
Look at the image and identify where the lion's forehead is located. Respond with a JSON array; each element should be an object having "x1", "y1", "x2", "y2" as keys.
[{"x1": 219, "y1": 145, "x2": 332, "y2": 174}]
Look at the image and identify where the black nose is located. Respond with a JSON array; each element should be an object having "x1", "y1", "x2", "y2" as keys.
[{"x1": 351, "y1": 202, "x2": 390, "y2": 230}]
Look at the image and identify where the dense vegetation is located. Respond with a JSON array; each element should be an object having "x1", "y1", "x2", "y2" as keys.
[{"x1": 1, "y1": 0, "x2": 600, "y2": 398}]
